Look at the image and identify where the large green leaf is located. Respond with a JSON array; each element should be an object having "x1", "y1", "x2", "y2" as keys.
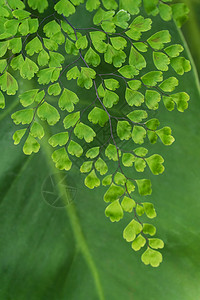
[{"x1": 0, "y1": 9, "x2": 200, "y2": 300}]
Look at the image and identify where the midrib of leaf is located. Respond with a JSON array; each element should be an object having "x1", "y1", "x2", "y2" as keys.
[
  {"x1": 176, "y1": 25, "x2": 200, "y2": 95},
  {"x1": 40, "y1": 126, "x2": 105, "y2": 300},
  {"x1": 180, "y1": 0, "x2": 200, "y2": 73}
]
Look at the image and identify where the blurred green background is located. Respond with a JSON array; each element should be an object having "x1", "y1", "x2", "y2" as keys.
[{"x1": 0, "y1": 1, "x2": 200, "y2": 300}]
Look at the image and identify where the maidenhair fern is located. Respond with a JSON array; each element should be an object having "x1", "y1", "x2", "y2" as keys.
[{"x1": 0, "y1": 0, "x2": 191, "y2": 267}]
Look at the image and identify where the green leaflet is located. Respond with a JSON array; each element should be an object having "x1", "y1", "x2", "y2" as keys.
[
  {"x1": 86, "y1": 147, "x2": 99, "y2": 159},
  {"x1": 37, "y1": 67, "x2": 61, "y2": 85},
  {"x1": 19, "y1": 89, "x2": 39, "y2": 107},
  {"x1": 145, "y1": 90, "x2": 161, "y2": 110},
  {"x1": 103, "y1": 89, "x2": 119, "y2": 108},
  {"x1": 105, "y1": 200, "x2": 124, "y2": 222},
  {"x1": 48, "y1": 132, "x2": 69, "y2": 147},
  {"x1": 90, "y1": 31, "x2": 108, "y2": 53},
  {"x1": 68, "y1": 140, "x2": 83, "y2": 157},
  {"x1": 129, "y1": 47, "x2": 146, "y2": 70},
  {"x1": 127, "y1": 110, "x2": 147, "y2": 122},
  {"x1": 25, "y1": 37, "x2": 43, "y2": 56},
  {"x1": 172, "y1": 3, "x2": 190, "y2": 28},
  {"x1": 88, "y1": 107, "x2": 109, "y2": 127},
  {"x1": 0, "y1": 72, "x2": 18, "y2": 95},
  {"x1": 142, "y1": 223, "x2": 156, "y2": 236},
  {"x1": 121, "y1": 196, "x2": 136, "y2": 212},
  {"x1": 0, "y1": 41, "x2": 9, "y2": 57},
  {"x1": 165, "y1": 44, "x2": 184, "y2": 57},
  {"x1": 1, "y1": 0, "x2": 191, "y2": 269},
  {"x1": 158, "y1": 2, "x2": 172, "y2": 21},
  {"x1": 12, "y1": 9, "x2": 31, "y2": 20},
  {"x1": 170, "y1": 57, "x2": 191, "y2": 75},
  {"x1": 104, "y1": 79, "x2": 119, "y2": 91},
  {"x1": 143, "y1": 0, "x2": 159, "y2": 15},
  {"x1": 146, "y1": 154, "x2": 165, "y2": 175},
  {"x1": 134, "y1": 158, "x2": 146, "y2": 172},
  {"x1": 58, "y1": 88, "x2": 79, "y2": 112},
  {"x1": 127, "y1": 80, "x2": 142, "y2": 91},
  {"x1": 104, "y1": 44, "x2": 126, "y2": 68},
  {"x1": 21, "y1": 58, "x2": 39, "y2": 80},
  {"x1": 52, "y1": 147, "x2": 72, "y2": 171},
  {"x1": 114, "y1": 172, "x2": 126, "y2": 185},
  {"x1": 125, "y1": 89, "x2": 144, "y2": 106},
  {"x1": 77, "y1": 67, "x2": 96, "y2": 89},
  {"x1": 126, "y1": 16, "x2": 152, "y2": 40},
  {"x1": 142, "y1": 202, "x2": 157, "y2": 218},
  {"x1": 63, "y1": 111, "x2": 80, "y2": 129},
  {"x1": 86, "y1": 0, "x2": 100, "y2": 12},
  {"x1": 49, "y1": 52, "x2": 65, "y2": 68},
  {"x1": 9, "y1": 38, "x2": 22, "y2": 54},
  {"x1": 104, "y1": 183, "x2": 124, "y2": 203},
  {"x1": 141, "y1": 248, "x2": 163, "y2": 267},
  {"x1": 105, "y1": 144, "x2": 121, "y2": 162},
  {"x1": 84, "y1": 47, "x2": 101, "y2": 67},
  {"x1": 75, "y1": 35, "x2": 88, "y2": 50},
  {"x1": 117, "y1": 121, "x2": 132, "y2": 141},
  {"x1": 85, "y1": 170, "x2": 100, "y2": 189},
  {"x1": 148, "y1": 238, "x2": 164, "y2": 249},
  {"x1": 118, "y1": 65, "x2": 138, "y2": 79},
  {"x1": 28, "y1": 0, "x2": 48, "y2": 13},
  {"x1": 0, "y1": 91, "x2": 5, "y2": 109},
  {"x1": 110, "y1": 37, "x2": 127, "y2": 50},
  {"x1": 48, "y1": 83, "x2": 61, "y2": 96},
  {"x1": 23, "y1": 134, "x2": 40, "y2": 155},
  {"x1": 119, "y1": 0, "x2": 141, "y2": 15},
  {"x1": 54, "y1": 0, "x2": 76, "y2": 18},
  {"x1": 156, "y1": 127, "x2": 175, "y2": 145},
  {"x1": 159, "y1": 77, "x2": 179, "y2": 92},
  {"x1": 153, "y1": 52, "x2": 170, "y2": 71},
  {"x1": 123, "y1": 219, "x2": 143, "y2": 242},
  {"x1": 67, "y1": 66, "x2": 80, "y2": 80},
  {"x1": 95, "y1": 158, "x2": 108, "y2": 175},
  {"x1": 141, "y1": 71, "x2": 163, "y2": 86},
  {"x1": 122, "y1": 153, "x2": 135, "y2": 167},
  {"x1": 13, "y1": 128, "x2": 26, "y2": 145},
  {"x1": 131, "y1": 234, "x2": 146, "y2": 251},
  {"x1": 38, "y1": 50, "x2": 49, "y2": 67},
  {"x1": 11, "y1": 109, "x2": 33, "y2": 125},
  {"x1": 136, "y1": 179, "x2": 152, "y2": 196},
  {"x1": 80, "y1": 161, "x2": 93, "y2": 173},
  {"x1": 132, "y1": 126, "x2": 146, "y2": 144},
  {"x1": 74, "y1": 122, "x2": 96, "y2": 143},
  {"x1": 30, "y1": 122, "x2": 44, "y2": 139},
  {"x1": 37, "y1": 102, "x2": 60, "y2": 126},
  {"x1": 148, "y1": 30, "x2": 171, "y2": 50}
]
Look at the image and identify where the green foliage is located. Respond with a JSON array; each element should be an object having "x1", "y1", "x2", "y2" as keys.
[{"x1": 1, "y1": 0, "x2": 191, "y2": 268}]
